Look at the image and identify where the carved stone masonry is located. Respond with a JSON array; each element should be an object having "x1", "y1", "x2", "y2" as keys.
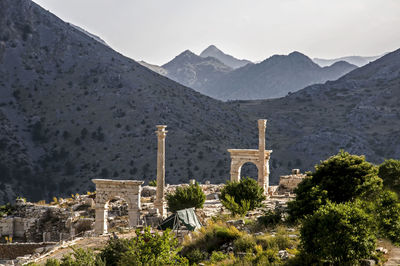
[
  {"x1": 155, "y1": 125, "x2": 167, "y2": 217},
  {"x1": 228, "y1": 119, "x2": 272, "y2": 194},
  {"x1": 92, "y1": 179, "x2": 143, "y2": 235}
]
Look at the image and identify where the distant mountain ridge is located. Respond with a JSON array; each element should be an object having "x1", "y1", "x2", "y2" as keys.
[
  {"x1": 161, "y1": 50, "x2": 232, "y2": 93},
  {"x1": 313, "y1": 54, "x2": 383, "y2": 67},
  {"x1": 201, "y1": 51, "x2": 357, "y2": 100},
  {"x1": 238, "y1": 48, "x2": 400, "y2": 182},
  {"x1": 199, "y1": 45, "x2": 252, "y2": 69}
]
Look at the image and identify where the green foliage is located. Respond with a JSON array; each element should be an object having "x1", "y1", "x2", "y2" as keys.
[
  {"x1": 183, "y1": 220, "x2": 242, "y2": 255},
  {"x1": 45, "y1": 248, "x2": 105, "y2": 266},
  {"x1": 300, "y1": 201, "x2": 376, "y2": 264},
  {"x1": 221, "y1": 194, "x2": 250, "y2": 216},
  {"x1": 233, "y1": 234, "x2": 257, "y2": 253},
  {"x1": 257, "y1": 209, "x2": 283, "y2": 227},
  {"x1": 166, "y1": 182, "x2": 205, "y2": 212},
  {"x1": 0, "y1": 203, "x2": 14, "y2": 216},
  {"x1": 374, "y1": 190, "x2": 400, "y2": 245},
  {"x1": 209, "y1": 251, "x2": 229, "y2": 263},
  {"x1": 99, "y1": 238, "x2": 130, "y2": 266},
  {"x1": 118, "y1": 227, "x2": 188, "y2": 266},
  {"x1": 379, "y1": 159, "x2": 400, "y2": 194},
  {"x1": 148, "y1": 180, "x2": 157, "y2": 187},
  {"x1": 220, "y1": 177, "x2": 265, "y2": 216},
  {"x1": 288, "y1": 151, "x2": 382, "y2": 221},
  {"x1": 184, "y1": 248, "x2": 207, "y2": 264}
]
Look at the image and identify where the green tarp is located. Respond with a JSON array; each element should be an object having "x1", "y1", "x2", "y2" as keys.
[{"x1": 158, "y1": 207, "x2": 202, "y2": 231}]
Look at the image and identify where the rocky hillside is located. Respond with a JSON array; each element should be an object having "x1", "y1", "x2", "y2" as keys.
[
  {"x1": 199, "y1": 45, "x2": 252, "y2": 69},
  {"x1": 313, "y1": 54, "x2": 383, "y2": 67},
  {"x1": 161, "y1": 50, "x2": 233, "y2": 93},
  {"x1": 236, "y1": 48, "x2": 400, "y2": 179},
  {"x1": 202, "y1": 52, "x2": 358, "y2": 100},
  {"x1": 0, "y1": 0, "x2": 262, "y2": 204}
]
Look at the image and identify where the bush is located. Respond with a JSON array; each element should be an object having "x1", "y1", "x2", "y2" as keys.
[
  {"x1": 375, "y1": 190, "x2": 400, "y2": 245},
  {"x1": 182, "y1": 220, "x2": 242, "y2": 254},
  {"x1": 118, "y1": 227, "x2": 188, "y2": 265},
  {"x1": 379, "y1": 159, "x2": 400, "y2": 194},
  {"x1": 233, "y1": 235, "x2": 257, "y2": 253},
  {"x1": 220, "y1": 178, "x2": 265, "y2": 216},
  {"x1": 166, "y1": 182, "x2": 205, "y2": 212},
  {"x1": 257, "y1": 209, "x2": 282, "y2": 227},
  {"x1": 184, "y1": 248, "x2": 207, "y2": 264},
  {"x1": 99, "y1": 238, "x2": 130, "y2": 266},
  {"x1": 288, "y1": 151, "x2": 382, "y2": 221},
  {"x1": 210, "y1": 251, "x2": 229, "y2": 263},
  {"x1": 300, "y1": 201, "x2": 376, "y2": 264},
  {"x1": 148, "y1": 180, "x2": 157, "y2": 187},
  {"x1": 44, "y1": 248, "x2": 105, "y2": 266}
]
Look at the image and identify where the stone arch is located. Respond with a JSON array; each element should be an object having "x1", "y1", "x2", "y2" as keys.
[
  {"x1": 227, "y1": 119, "x2": 272, "y2": 194},
  {"x1": 239, "y1": 161, "x2": 260, "y2": 180},
  {"x1": 92, "y1": 179, "x2": 143, "y2": 235}
]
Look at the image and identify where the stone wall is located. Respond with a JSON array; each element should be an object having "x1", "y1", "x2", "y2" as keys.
[{"x1": 277, "y1": 169, "x2": 307, "y2": 194}]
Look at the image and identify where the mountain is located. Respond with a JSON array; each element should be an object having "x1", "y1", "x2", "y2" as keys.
[
  {"x1": 162, "y1": 50, "x2": 233, "y2": 93},
  {"x1": 69, "y1": 24, "x2": 109, "y2": 47},
  {"x1": 236, "y1": 48, "x2": 400, "y2": 181},
  {"x1": 138, "y1": 61, "x2": 168, "y2": 76},
  {"x1": 200, "y1": 45, "x2": 252, "y2": 69},
  {"x1": 202, "y1": 52, "x2": 357, "y2": 100},
  {"x1": 313, "y1": 54, "x2": 383, "y2": 67},
  {"x1": 0, "y1": 0, "x2": 259, "y2": 203}
]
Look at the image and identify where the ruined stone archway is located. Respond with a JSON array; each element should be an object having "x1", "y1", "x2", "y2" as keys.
[
  {"x1": 92, "y1": 179, "x2": 143, "y2": 235},
  {"x1": 228, "y1": 119, "x2": 272, "y2": 194}
]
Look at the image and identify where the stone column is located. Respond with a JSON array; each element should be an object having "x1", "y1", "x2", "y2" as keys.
[
  {"x1": 94, "y1": 204, "x2": 107, "y2": 235},
  {"x1": 155, "y1": 125, "x2": 167, "y2": 217},
  {"x1": 128, "y1": 189, "x2": 141, "y2": 227},
  {"x1": 258, "y1": 119, "x2": 268, "y2": 194},
  {"x1": 230, "y1": 162, "x2": 241, "y2": 182}
]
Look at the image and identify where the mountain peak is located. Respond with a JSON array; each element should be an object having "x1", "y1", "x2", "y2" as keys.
[{"x1": 200, "y1": 45, "x2": 252, "y2": 69}]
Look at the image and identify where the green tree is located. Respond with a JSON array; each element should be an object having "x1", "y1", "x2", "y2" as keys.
[
  {"x1": 119, "y1": 227, "x2": 188, "y2": 265},
  {"x1": 288, "y1": 151, "x2": 383, "y2": 220},
  {"x1": 166, "y1": 182, "x2": 205, "y2": 212},
  {"x1": 220, "y1": 177, "x2": 265, "y2": 216},
  {"x1": 300, "y1": 201, "x2": 376, "y2": 265},
  {"x1": 374, "y1": 190, "x2": 400, "y2": 245},
  {"x1": 379, "y1": 159, "x2": 400, "y2": 194}
]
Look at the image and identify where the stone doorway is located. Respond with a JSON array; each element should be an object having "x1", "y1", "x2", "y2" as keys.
[{"x1": 92, "y1": 179, "x2": 143, "y2": 235}]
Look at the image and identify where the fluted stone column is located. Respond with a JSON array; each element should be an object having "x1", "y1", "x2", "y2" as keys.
[
  {"x1": 155, "y1": 125, "x2": 167, "y2": 217},
  {"x1": 258, "y1": 119, "x2": 269, "y2": 194}
]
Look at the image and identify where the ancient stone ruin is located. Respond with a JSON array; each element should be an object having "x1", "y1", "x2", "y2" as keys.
[
  {"x1": 228, "y1": 119, "x2": 272, "y2": 194},
  {"x1": 155, "y1": 125, "x2": 167, "y2": 218},
  {"x1": 92, "y1": 179, "x2": 143, "y2": 235}
]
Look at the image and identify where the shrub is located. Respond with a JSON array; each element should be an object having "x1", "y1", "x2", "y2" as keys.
[
  {"x1": 44, "y1": 248, "x2": 105, "y2": 266},
  {"x1": 166, "y1": 182, "x2": 205, "y2": 212},
  {"x1": 233, "y1": 235, "x2": 257, "y2": 253},
  {"x1": 220, "y1": 177, "x2": 265, "y2": 216},
  {"x1": 288, "y1": 151, "x2": 382, "y2": 221},
  {"x1": 183, "y1": 220, "x2": 242, "y2": 254},
  {"x1": 300, "y1": 201, "x2": 376, "y2": 264},
  {"x1": 184, "y1": 248, "x2": 207, "y2": 264},
  {"x1": 148, "y1": 180, "x2": 157, "y2": 187},
  {"x1": 118, "y1": 227, "x2": 188, "y2": 265},
  {"x1": 257, "y1": 209, "x2": 282, "y2": 227},
  {"x1": 221, "y1": 194, "x2": 250, "y2": 216},
  {"x1": 99, "y1": 238, "x2": 130, "y2": 266},
  {"x1": 379, "y1": 159, "x2": 400, "y2": 194},
  {"x1": 375, "y1": 190, "x2": 400, "y2": 245},
  {"x1": 210, "y1": 251, "x2": 229, "y2": 263}
]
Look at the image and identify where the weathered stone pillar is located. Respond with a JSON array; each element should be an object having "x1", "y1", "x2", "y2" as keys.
[
  {"x1": 94, "y1": 204, "x2": 107, "y2": 235},
  {"x1": 155, "y1": 125, "x2": 167, "y2": 217},
  {"x1": 230, "y1": 161, "x2": 241, "y2": 182},
  {"x1": 258, "y1": 119, "x2": 269, "y2": 194}
]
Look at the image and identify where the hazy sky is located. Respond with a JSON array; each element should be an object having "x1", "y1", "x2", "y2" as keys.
[{"x1": 32, "y1": 0, "x2": 400, "y2": 65}]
